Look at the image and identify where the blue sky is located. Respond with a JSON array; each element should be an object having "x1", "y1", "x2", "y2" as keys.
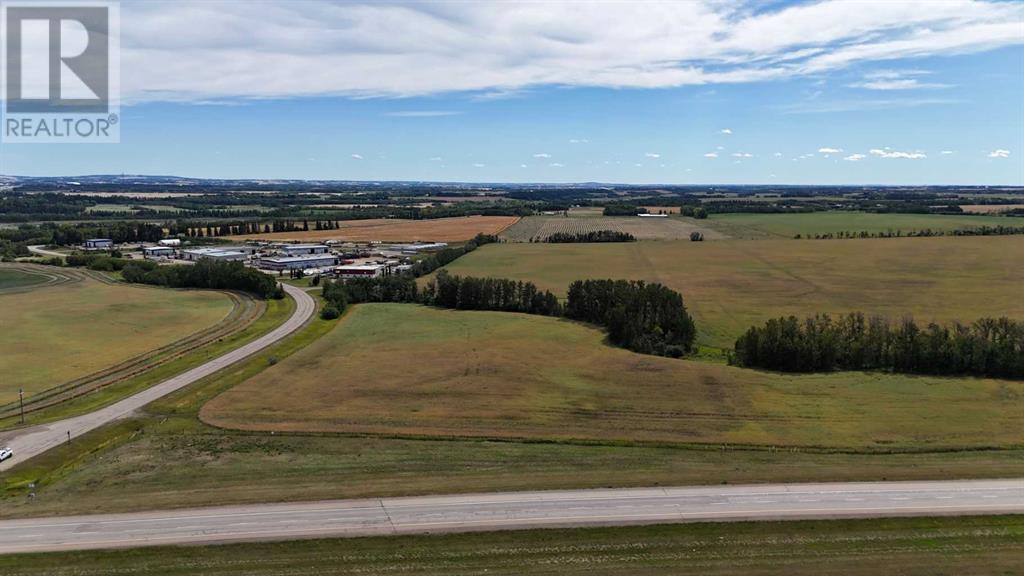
[{"x1": 1, "y1": 0, "x2": 1022, "y2": 184}]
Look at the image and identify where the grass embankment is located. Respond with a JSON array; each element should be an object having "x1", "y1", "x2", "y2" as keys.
[
  {"x1": 440, "y1": 235, "x2": 1024, "y2": 348},
  {"x1": 0, "y1": 274, "x2": 235, "y2": 402},
  {"x1": 2, "y1": 516, "x2": 1022, "y2": 575},
  {"x1": 0, "y1": 294, "x2": 292, "y2": 429},
  {"x1": 703, "y1": 211, "x2": 1015, "y2": 239}
]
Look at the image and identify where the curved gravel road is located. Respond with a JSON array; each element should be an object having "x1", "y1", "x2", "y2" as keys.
[
  {"x1": 0, "y1": 283, "x2": 316, "y2": 472},
  {"x1": 0, "y1": 479, "x2": 1020, "y2": 552}
]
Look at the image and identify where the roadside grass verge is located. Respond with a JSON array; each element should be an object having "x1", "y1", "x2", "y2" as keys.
[{"x1": 1, "y1": 516, "x2": 1022, "y2": 576}]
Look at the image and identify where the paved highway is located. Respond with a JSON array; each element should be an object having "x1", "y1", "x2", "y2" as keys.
[
  {"x1": 0, "y1": 283, "x2": 316, "y2": 471},
  {"x1": 0, "y1": 479, "x2": 1020, "y2": 553}
]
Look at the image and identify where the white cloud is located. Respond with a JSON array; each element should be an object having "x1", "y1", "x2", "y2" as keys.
[
  {"x1": 549, "y1": 162, "x2": 565, "y2": 167},
  {"x1": 569, "y1": 138, "x2": 589, "y2": 144},
  {"x1": 719, "y1": 128, "x2": 733, "y2": 134},
  {"x1": 472, "y1": 163, "x2": 485, "y2": 167},
  {"x1": 773, "y1": 152, "x2": 783, "y2": 157},
  {"x1": 90, "y1": 1, "x2": 1024, "y2": 103},
  {"x1": 731, "y1": 152, "x2": 753, "y2": 158},
  {"x1": 520, "y1": 163, "x2": 528, "y2": 168},
  {"x1": 844, "y1": 153, "x2": 865, "y2": 161},
  {"x1": 703, "y1": 152, "x2": 718, "y2": 158},
  {"x1": 988, "y1": 149, "x2": 1011, "y2": 158},
  {"x1": 350, "y1": 154, "x2": 363, "y2": 160},
  {"x1": 940, "y1": 150, "x2": 954, "y2": 155},
  {"x1": 848, "y1": 69, "x2": 953, "y2": 90},
  {"x1": 645, "y1": 152, "x2": 661, "y2": 158},
  {"x1": 869, "y1": 148, "x2": 927, "y2": 159},
  {"x1": 818, "y1": 147, "x2": 843, "y2": 154},
  {"x1": 716, "y1": 145, "x2": 725, "y2": 150},
  {"x1": 533, "y1": 153, "x2": 552, "y2": 158}
]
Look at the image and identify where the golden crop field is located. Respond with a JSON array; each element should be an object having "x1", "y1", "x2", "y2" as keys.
[
  {"x1": 228, "y1": 215, "x2": 520, "y2": 242},
  {"x1": 440, "y1": 235, "x2": 1024, "y2": 348},
  {"x1": 203, "y1": 304, "x2": 1023, "y2": 451}
]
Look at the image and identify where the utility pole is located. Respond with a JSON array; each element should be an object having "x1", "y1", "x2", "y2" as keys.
[
  {"x1": 67, "y1": 431, "x2": 71, "y2": 445},
  {"x1": 19, "y1": 388, "x2": 25, "y2": 424}
]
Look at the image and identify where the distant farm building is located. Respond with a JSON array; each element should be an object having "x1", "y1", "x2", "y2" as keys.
[
  {"x1": 392, "y1": 242, "x2": 448, "y2": 254},
  {"x1": 279, "y1": 244, "x2": 330, "y2": 256},
  {"x1": 335, "y1": 264, "x2": 386, "y2": 279},
  {"x1": 259, "y1": 255, "x2": 338, "y2": 271},
  {"x1": 83, "y1": 238, "x2": 113, "y2": 249},
  {"x1": 638, "y1": 213, "x2": 669, "y2": 218},
  {"x1": 158, "y1": 238, "x2": 182, "y2": 247},
  {"x1": 181, "y1": 248, "x2": 248, "y2": 262},
  {"x1": 143, "y1": 246, "x2": 175, "y2": 259}
]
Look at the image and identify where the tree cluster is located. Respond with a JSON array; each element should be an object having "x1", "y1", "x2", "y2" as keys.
[
  {"x1": 565, "y1": 279, "x2": 697, "y2": 357},
  {"x1": 796, "y1": 225, "x2": 1024, "y2": 240},
  {"x1": 732, "y1": 313, "x2": 1023, "y2": 379},
  {"x1": 122, "y1": 259, "x2": 283, "y2": 299},
  {"x1": 544, "y1": 230, "x2": 636, "y2": 243},
  {"x1": 602, "y1": 205, "x2": 644, "y2": 216},
  {"x1": 425, "y1": 271, "x2": 562, "y2": 316}
]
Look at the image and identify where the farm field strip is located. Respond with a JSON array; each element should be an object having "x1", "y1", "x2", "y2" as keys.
[
  {"x1": 0, "y1": 271, "x2": 237, "y2": 403},
  {"x1": 440, "y1": 236, "x2": 1024, "y2": 348},
  {"x1": 228, "y1": 215, "x2": 521, "y2": 242},
  {"x1": 704, "y1": 211, "x2": 1016, "y2": 239},
  {"x1": 203, "y1": 304, "x2": 1023, "y2": 451},
  {"x1": 500, "y1": 215, "x2": 725, "y2": 242}
]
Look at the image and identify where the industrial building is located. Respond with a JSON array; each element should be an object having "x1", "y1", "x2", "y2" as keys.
[
  {"x1": 158, "y1": 238, "x2": 182, "y2": 247},
  {"x1": 181, "y1": 248, "x2": 248, "y2": 262},
  {"x1": 259, "y1": 255, "x2": 337, "y2": 271},
  {"x1": 143, "y1": 246, "x2": 175, "y2": 259},
  {"x1": 279, "y1": 244, "x2": 330, "y2": 256},
  {"x1": 335, "y1": 264, "x2": 386, "y2": 279},
  {"x1": 83, "y1": 238, "x2": 113, "y2": 249},
  {"x1": 392, "y1": 242, "x2": 448, "y2": 254}
]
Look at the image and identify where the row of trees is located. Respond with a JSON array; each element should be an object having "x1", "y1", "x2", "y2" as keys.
[
  {"x1": 565, "y1": 279, "x2": 697, "y2": 357},
  {"x1": 321, "y1": 274, "x2": 696, "y2": 358},
  {"x1": 732, "y1": 313, "x2": 1023, "y2": 379},
  {"x1": 122, "y1": 259, "x2": 284, "y2": 299},
  {"x1": 545, "y1": 230, "x2": 636, "y2": 243}
]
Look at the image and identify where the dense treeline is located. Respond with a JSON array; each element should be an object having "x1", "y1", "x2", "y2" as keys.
[
  {"x1": 565, "y1": 279, "x2": 697, "y2": 357},
  {"x1": 426, "y1": 271, "x2": 562, "y2": 316},
  {"x1": 122, "y1": 259, "x2": 283, "y2": 299},
  {"x1": 603, "y1": 205, "x2": 643, "y2": 216},
  {"x1": 732, "y1": 313, "x2": 1023, "y2": 379},
  {"x1": 545, "y1": 230, "x2": 635, "y2": 243},
  {"x1": 409, "y1": 234, "x2": 499, "y2": 277},
  {"x1": 322, "y1": 273, "x2": 695, "y2": 358}
]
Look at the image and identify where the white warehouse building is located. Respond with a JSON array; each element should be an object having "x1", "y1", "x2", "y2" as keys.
[{"x1": 259, "y1": 255, "x2": 337, "y2": 271}]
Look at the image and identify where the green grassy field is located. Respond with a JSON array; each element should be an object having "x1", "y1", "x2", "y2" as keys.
[
  {"x1": 4, "y1": 305, "x2": 1021, "y2": 519},
  {"x1": 3, "y1": 516, "x2": 1021, "y2": 575},
  {"x1": 440, "y1": 236, "x2": 1024, "y2": 348},
  {"x1": 204, "y1": 304, "x2": 1023, "y2": 451},
  {"x1": 0, "y1": 275, "x2": 234, "y2": 402},
  {"x1": 705, "y1": 211, "x2": 1013, "y2": 239},
  {"x1": 0, "y1": 268, "x2": 47, "y2": 291}
]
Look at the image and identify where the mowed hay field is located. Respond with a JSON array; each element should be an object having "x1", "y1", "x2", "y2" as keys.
[
  {"x1": 0, "y1": 268, "x2": 47, "y2": 291},
  {"x1": 440, "y1": 236, "x2": 1024, "y2": 348},
  {"x1": 0, "y1": 275, "x2": 233, "y2": 402},
  {"x1": 501, "y1": 215, "x2": 725, "y2": 242},
  {"x1": 203, "y1": 304, "x2": 1023, "y2": 451},
  {"x1": 228, "y1": 215, "x2": 520, "y2": 243},
  {"x1": 705, "y1": 212, "x2": 1014, "y2": 239}
]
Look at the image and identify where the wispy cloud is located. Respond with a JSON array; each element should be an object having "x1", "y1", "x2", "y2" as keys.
[
  {"x1": 870, "y1": 148, "x2": 926, "y2": 159},
  {"x1": 719, "y1": 128, "x2": 733, "y2": 135},
  {"x1": 533, "y1": 153, "x2": 552, "y2": 159},
  {"x1": 109, "y1": 1, "x2": 1024, "y2": 103},
  {"x1": 549, "y1": 162, "x2": 565, "y2": 167},
  {"x1": 844, "y1": 153, "x2": 865, "y2": 161},
  {"x1": 703, "y1": 152, "x2": 718, "y2": 158},
  {"x1": 818, "y1": 147, "x2": 843, "y2": 154},
  {"x1": 350, "y1": 154, "x2": 363, "y2": 160},
  {"x1": 569, "y1": 138, "x2": 589, "y2": 144},
  {"x1": 849, "y1": 69, "x2": 954, "y2": 90},
  {"x1": 731, "y1": 152, "x2": 753, "y2": 158},
  {"x1": 988, "y1": 149, "x2": 1011, "y2": 158},
  {"x1": 645, "y1": 152, "x2": 661, "y2": 158}
]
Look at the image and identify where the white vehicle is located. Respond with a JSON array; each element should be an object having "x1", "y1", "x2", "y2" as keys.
[{"x1": 0, "y1": 447, "x2": 12, "y2": 462}]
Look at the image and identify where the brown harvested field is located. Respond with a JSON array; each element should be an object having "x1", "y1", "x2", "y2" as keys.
[
  {"x1": 228, "y1": 215, "x2": 520, "y2": 242},
  {"x1": 501, "y1": 215, "x2": 725, "y2": 242},
  {"x1": 959, "y1": 204, "x2": 1024, "y2": 214},
  {"x1": 203, "y1": 304, "x2": 1023, "y2": 451}
]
